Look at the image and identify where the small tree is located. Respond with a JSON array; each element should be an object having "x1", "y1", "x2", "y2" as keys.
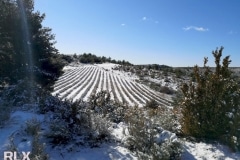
[{"x1": 179, "y1": 47, "x2": 240, "y2": 151}]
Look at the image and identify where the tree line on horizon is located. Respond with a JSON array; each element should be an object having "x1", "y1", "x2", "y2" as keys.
[{"x1": 73, "y1": 53, "x2": 133, "y2": 66}]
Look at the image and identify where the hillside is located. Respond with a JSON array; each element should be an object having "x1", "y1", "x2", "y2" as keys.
[
  {"x1": 52, "y1": 63, "x2": 172, "y2": 107},
  {"x1": 1, "y1": 55, "x2": 240, "y2": 159},
  {"x1": 1, "y1": 1, "x2": 240, "y2": 159}
]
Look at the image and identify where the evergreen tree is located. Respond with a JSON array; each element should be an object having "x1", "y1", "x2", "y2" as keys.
[
  {"x1": 0, "y1": 0, "x2": 19, "y2": 82},
  {"x1": 0, "y1": 0, "x2": 65, "y2": 87},
  {"x1": 179, "y1": 47, "x2": 240, "y2": 151}
]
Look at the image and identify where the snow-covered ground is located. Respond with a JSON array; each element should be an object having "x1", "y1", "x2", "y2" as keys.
[
  {"x1": 145, "y1": 76, "x2": 179, "y2": 90},
  {"x1": 95, "y1": 63, "x2": 139, "y2": 81},
  {"x1": 182, "y1": 141, "x2": 240, "y2": 160},
  {"x1": 1, "y1": 63, "x2": 240, "y2": 159},
  {"x1": 0, "y1": 111, "x2": 44, "y2": 157},
  {"x1": 1, "y1": 110, "x2": 240, "y2": 160},
  {"x1": 0, "y1": 110, "x2": 137, "y2": 160}
]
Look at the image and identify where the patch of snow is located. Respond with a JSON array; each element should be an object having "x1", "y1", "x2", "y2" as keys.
[
  {"x1": 1, "y1": 110, "x2": 240, "y2": 160},
  {"x1": 95, "y1": 63, "x2": 138, "y2": 81},
  {"x1": 0, "y1": 111, "x2": 44, "y2": 154},
  {"x1": 110, "y1": 122, "x2": 127, "y2": 141},
  {"x1": 182, "y1": 141, "x2": 240, "y2": 160},
  {"x1": 155, "y1": 130, "x2": 177, "y2": 144},
  {"x1": 47, "y1": 143, "x2": 137, "y2": 160},
  {"x1": 0, "y1": 110, "x2": 136, "y2": 160},
  {"x1": 95, "y1": 63, "x2": 119, "y2": 71}
]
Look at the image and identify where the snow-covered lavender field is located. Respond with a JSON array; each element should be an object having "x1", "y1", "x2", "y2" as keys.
[
  {"x1": 52, "y1": 63, "x2": 172, "y2": 107},
  {"x1": 0, "y1": 63, "x2": 240, "y2": 160}
]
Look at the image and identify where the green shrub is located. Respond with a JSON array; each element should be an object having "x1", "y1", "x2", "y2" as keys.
[
  {"x1": 8, "y1": 118, "x2": 48, "y2": 160},
  {"x1": 0, "y1": 100, "x2": 12, "y2": 127},
  {"x1": 124, "y1": 107, "x2": 182, "y2": 159},
  {"x1": 174, "y1": 68, "x2": 185, "y2": 78},
  {"x1": 147, "y1": 106, "x2": 180, "y2": 133},
  {"x1": 87, "y1": 113, "x2": 112, "y2": 147},
  {"x1": 0, "y1": 79, "x2": 41, "y2": 107},
  {"x1": 145, "y1": 99, "x2": 159, "y2": 109},
  {"x1": 24, "y1": 118, "x2": 49, "y2": 160},
  {"x1": 159, "y1": 86, "x2": 175, "y2": 95},
  {"x1": 179, "y1": 47, "x2": 240, "y2": 151},
  {"x1": 46, "y1": 96, "x2": 113, "y2": 146},
  {"x1": 30, "y1": 134, "x2": 49, "y2": 160},
  {"x1": 88, "y1": 90, "x2": 126, "y2": 123},
  {"x1": 47, "y1": 120, "x2": 72, "y2": 144},
  {"x1": 25, "y1": 118, "x2": 41, "y2": 136},
  {"x1": 45, "y1": 100, "x2": 84, "y2": 144}
]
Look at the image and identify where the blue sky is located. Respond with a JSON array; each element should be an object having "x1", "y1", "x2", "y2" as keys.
[{"x1": 34, "y1": 0, "x2": 240, "y2": 67}]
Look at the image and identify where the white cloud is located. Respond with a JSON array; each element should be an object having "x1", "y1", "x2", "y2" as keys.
[
  {"x1": 142, "y1": 16, "x2": 147, "y2": 21},
  {"x1": 228, "y1": 30, "x2": 237, "y2": 35},
  {"x1": 121, "y1": 23, "x2": 126, "y2": 26},
  {"x1": 183, "y1": 26, "x2": 209, "y2": 32},
  {"x1": 141, "y1": 16, "x2": 159, "y2": 24}
]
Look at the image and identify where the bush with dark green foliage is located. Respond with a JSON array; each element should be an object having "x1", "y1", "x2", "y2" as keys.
[
  {"x1": 145, "y1": 99, "x2": 159, "y2": 109},
  {"x1": 174, "y1": 68, "x2": 186, "y2": 78},
  {"x1": 44, "y1": 99, "x2": 87, "y2": 144},
  {"x1": 159, "y1": 86, "x2": 175, "y2": 95},
  {"x1": 0, "y1": 79, "x2": 42, "y2": 107},
  {"x1": 179, "y1": 47, "x2": 240, "y2": 151},
  {"x1": 0, "y1": 100, "x2": 12, "y2": 127}
]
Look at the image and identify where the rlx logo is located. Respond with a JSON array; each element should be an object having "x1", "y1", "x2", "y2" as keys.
[{"x1": 4, "y1": 151, "x2": 31, "y2": 160}]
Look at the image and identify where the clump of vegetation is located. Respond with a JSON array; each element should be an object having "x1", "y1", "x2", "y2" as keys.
[
  {"x1": 148, "y1": 106, "x2": 180, "y2": 133},
  {"x1": 7, "y1": 118, "x2": 48, "y2": 160},
  {"x1": 0, "y1": 79, "x2": 39, "y2": 106},
  {"x1": 87, "y1": 113, "x2": 112, "y2": 147},
  {"x1": 174, "y1": 68, "x2": 186, "y2": 78},
  {"x1": 25, "y1": 118, "x2": 41, "y2": 136},
  {"x1": 145, "y1": 99, "x2": 159, "y2": 109},
  {"x1": 30, "y1": 134, "x2": 49, "y2": 160},
  {"x1": 25, "y1": 118, "x2": 49, "y2": 160},
  {"x1": 124, "y1": 105, "x2": 182, "y2": 159},
  {"x1": 89, "y1": 90, "x2": 127, "y2": 123},
  {"x1": 0, "y1": 100, "x2": 12, "y2": 127},
  {"x1": 0, "y1": 79, "x2": 45, "y2": 127},
  {"x1": 45, "y1": 99, "x2": 86, "y2": 144},
  {"x1": 44, "y1": 93, "x2": 114, "y2": 147},
  {"x1": 178, "y1": 47, "x2": 240, "y2": 151},
  {"x1": 159, "y1": 86, "x2": 175, "y2": 95}
]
